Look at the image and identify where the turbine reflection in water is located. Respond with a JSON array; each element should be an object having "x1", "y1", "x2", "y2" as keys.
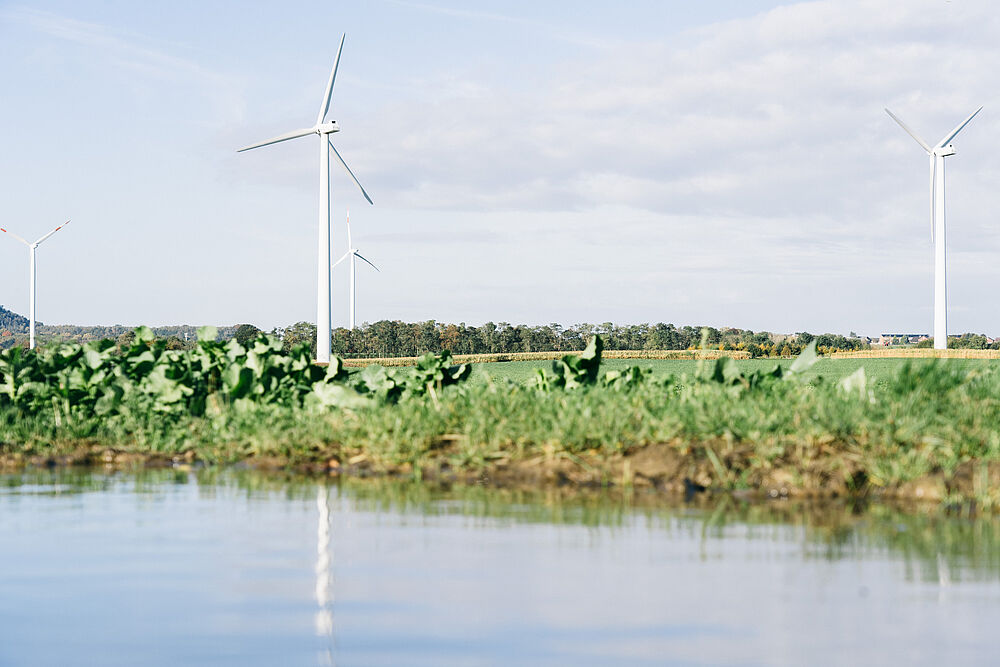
[{"x1": 315, "y1": 485, "x2": 334, "y2": 664}]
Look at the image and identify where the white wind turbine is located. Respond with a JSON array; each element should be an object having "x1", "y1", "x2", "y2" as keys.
[
  {"x1": 238, "y1": 34, "x2": 373, "y2": 363},
  {"x1": 886, "y1": 106, "x2": 982, "y2": 350},
  {"x1": 333, "y1": 211, "x2": 379, "y2": 330},
  {"x1": 0, "y1": 220, "x2": 71, "y2": 350}
]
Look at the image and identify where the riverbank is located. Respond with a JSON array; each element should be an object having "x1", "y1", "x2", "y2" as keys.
[
  {"x1": 4, "y1": 437, "x2": 993, "y2": 509},
  {"x1": 3, "y1": 334, "x2": 1000, "y2": 508},
  {"x1": 3, "y1": 363, "x2": 999, "y2": 508}
]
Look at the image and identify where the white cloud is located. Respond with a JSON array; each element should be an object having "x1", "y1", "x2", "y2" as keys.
[{"x1": 351, "y1": 0, "x2": 999, "y2": 227}]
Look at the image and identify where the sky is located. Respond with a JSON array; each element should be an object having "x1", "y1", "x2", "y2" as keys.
[{"x1": 1, "y1": 0, "x2": 998, "y2": 337}]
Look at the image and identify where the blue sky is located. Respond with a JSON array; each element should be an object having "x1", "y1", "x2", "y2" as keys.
[{"x1": 1, "y1": 0, "x2": 998, "y2": 336}]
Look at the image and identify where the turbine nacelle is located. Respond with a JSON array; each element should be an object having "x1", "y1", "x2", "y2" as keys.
[
  {"x1": 934, "y1": 144, "x2": 956, "y2": 157},
  {"x1": 315, "y1": 120, "x2": 340, "y2": 135}
]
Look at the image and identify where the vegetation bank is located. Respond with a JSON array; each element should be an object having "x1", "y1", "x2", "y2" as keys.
[{"x1": 2, "y1": 329, "x2": 999, "y2": 508}]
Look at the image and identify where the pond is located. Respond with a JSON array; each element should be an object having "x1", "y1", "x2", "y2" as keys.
[{"x1": 2, "y1": 468, "x2": 999, "y2": 666}]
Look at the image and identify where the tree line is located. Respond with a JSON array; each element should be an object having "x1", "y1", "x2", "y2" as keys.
[
  {"x1": 269, "y1": 320, "x2": 871, "y2": 358},
  {"x1": 6, "y1": 302, "x2": 996, "y2": 356}
]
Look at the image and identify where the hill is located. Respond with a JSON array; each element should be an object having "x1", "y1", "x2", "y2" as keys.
[{"x1": 0, "y1": 305, "x2": 30, "y2": 334}]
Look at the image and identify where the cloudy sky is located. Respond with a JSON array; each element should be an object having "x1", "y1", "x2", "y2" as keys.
[{"x1": 1, "y1": 0, "x2": 997, "y2": 336}]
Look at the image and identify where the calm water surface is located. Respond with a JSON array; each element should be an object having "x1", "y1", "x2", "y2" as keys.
[{"x1": 2, "y1": 468, "x2": 999, "y2": 666}]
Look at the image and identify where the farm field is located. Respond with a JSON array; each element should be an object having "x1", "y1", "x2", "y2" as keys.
[{"x1": 472, "y1": 356, "x2": 1000, "y2": 386}]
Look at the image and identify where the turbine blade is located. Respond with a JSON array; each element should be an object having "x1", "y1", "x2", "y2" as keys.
[
  {"x1": 346, "y1": 210, "x2": 353, "y2": 249},
  {"x1": 329, "y1": 140, "x2": 374, "y2": 205},
  {"x1": 885, "y1": 108, "x2": 932, "y2": 153},
  {"x1": 936, "y1": 106, "x2": 983, "y2": 148},
  {"x1": 355, "y1": 252, "x2": 380, "y2": 272},
  {"x1": 316, "y1": 34, "x2": 346, "y2": 125},
  {"x1": 333, "y1": 252, "x2": 351, "y2": 268},
  {"x1": 0, "y1": 227, "x2": 30, "y2": 246},
  {"x1": 929, "y1": 157, "x2": 936, "y2": 243},
  {"x1": 35, "y1": 220, "x2": 71, "y2": 246},
  {"x1": 237, "y1": 127, "x2": 315, "y2": 152}
]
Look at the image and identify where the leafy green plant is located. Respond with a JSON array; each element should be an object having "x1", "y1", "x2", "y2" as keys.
[
  {"x1": 407, "y1": 351, "x2": 472, "y2": 396},
  {"x1": 533, "y1": 335, "x2": 605, "y2": 391},
  {"x1": 0, "y1": 329, "x2": 469, "y2": 418}
]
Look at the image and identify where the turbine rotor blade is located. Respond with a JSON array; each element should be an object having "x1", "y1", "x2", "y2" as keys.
[
  {"x1": 316, "y1": 34, "x2": 346, "y2": 125},
  {"x1": 0, "y1": 227, "x2": 30, "y2": 246},
  {"x1": 355, "y1": 252, "x2": 380, "y2": 272},
  {"x1": 333, "y1": 252, "x2": 351, "y2": 268},
  {"x1": 34, "y1": 220, "x2": 71, "y2": 246},
  {"x1": 885, "y1": 108, "x2": 932, "y2": 153},
  {"x1": 346, "y1": 210, "x2": 353, "y2": 249},
  {"x1": 329, "y1": 140, "x2": 374, "y2": 205},
  {"x1": 936, "y1": 106, "x2": 983, "y2": 148},
  {"x1": 237, "y1": 127, "x2": 315, "y2": 152}
]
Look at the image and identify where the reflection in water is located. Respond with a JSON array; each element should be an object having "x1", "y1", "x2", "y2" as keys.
[
  {"x1": 3, "y1": 468, "x2": 1000, "y2": 583},
  {"x1": 2, "y1": 468, "x2": 1000, "y2": 666},
  {"x1": 315, "y1": 485, "x2": 334, "y2": 665}
]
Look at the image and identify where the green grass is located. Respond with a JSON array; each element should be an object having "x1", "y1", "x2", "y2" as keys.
[{"x1": 473, "y1": 356, "x2": 1000, "y2": 386}]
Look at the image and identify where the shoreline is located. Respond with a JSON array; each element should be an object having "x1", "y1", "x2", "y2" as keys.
[{"x1": 1, "y1": 439, "x2": 989, "y2": 510}]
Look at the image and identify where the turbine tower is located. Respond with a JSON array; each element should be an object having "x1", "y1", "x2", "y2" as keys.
[
  {"x1": 238, "y1": 34, "x2": 373, "y2": 363},
  {"x1": 333, "y1": 211, "x2": 379, "y2": 330},
  {"x1": 0, "y1": 220, "x2": 71, "y2": 349},
  {"x1": 886, "y1": 106, "x2": 982, "y2": 350}
]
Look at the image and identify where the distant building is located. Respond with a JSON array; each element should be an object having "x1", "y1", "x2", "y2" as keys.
[{"x1": 875, "y1": 333, "x2": 930, "y2": 346}]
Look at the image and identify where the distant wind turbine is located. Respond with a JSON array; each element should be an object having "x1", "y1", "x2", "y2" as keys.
[
  {"x1": 238, "y1": 34, "x2": 373, "y2": 363},
  {"x1": 333, "y1": 211, "x2": 379, "y2": 331},
  {"x1": 885, "y1": 106, "x2": 982, "y2": 350},
  {"x1": 0, "y1": 220, "x2": 71, "y2": 349}
]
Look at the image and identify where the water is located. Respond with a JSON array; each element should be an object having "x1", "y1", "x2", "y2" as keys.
[{"x1": 2, "y1": 469, "x2": 1000, "y2": 666}]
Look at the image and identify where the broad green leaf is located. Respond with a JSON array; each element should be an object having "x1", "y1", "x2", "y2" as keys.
[
  {"x1": 134, "y1": 326, "x2": 155, "y2": 343},
  {"x1": 197, "y1": 326, "x2": 218, "y2": 343},
  {"x1": 788, "y1": 340, "x2": 819, "y2": 375},
  {"x1": 839, "y1": 367, "x2": 867, "y2": 395}
]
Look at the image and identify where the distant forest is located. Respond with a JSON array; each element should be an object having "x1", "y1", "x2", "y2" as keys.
[
  {"x1": 2, "y1": 304, "x2": 994, "y2": 356},
  {"x1": 0, "y1": 305, "x2": 237, "y2": 351},
  {"x1": 322, "y1": 321, "x2": 866, "y2": 358}
]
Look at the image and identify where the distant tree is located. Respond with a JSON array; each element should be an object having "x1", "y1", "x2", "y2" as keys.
[
  {"x1": 418, "y1": 320, "x2": 441, "y2": 353},
  {"x1": 234, "y1": 324, "x2": 262, "y2": 347},
  {"x1": 0, "y1": 305, "x2": 30, "y2": 334},
  {"x1": 163, "y1": 336, "x2": 186, "y2": 351},
  {"x1": 283, "y1": 321, "x2": 317, "y2": 354},
  {"x1": 951, "y1": 334, "x2": 989, "y2": 349},
  {"x1": 116, "y1": 330, "x2": 136, "y2": 351}
]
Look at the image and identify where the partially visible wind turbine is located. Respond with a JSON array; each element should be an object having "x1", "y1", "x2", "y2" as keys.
[
  {"x1": 238, "y1": 34, "x2": 373, "y2": 363},
  {"x1": 0, "y1": 220, "x2": 71, "y2": 349},
  {"x1": 885, "y1": 106, "x2": 982, "y2": 350},
  {"x1": 333, "y1": 211, "x2": 379, "y2": 331}
]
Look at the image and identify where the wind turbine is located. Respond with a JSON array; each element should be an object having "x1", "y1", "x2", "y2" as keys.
[
  {"x1": 0, "y1": 221, "x2": 71, "y2": 350},
  {"x1": 886, "y1": 106, "x2": 982, "y2": 350},
  {"x1": 333, "y1": 210, "x2": 379, "y2": 330},
  {"x1": 238, "y1": 34, "x2": 373, "y2": 363}
]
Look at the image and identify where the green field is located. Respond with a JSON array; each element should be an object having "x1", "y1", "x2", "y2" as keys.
[
  {"x1": 5, "y1": 334, "x2": 1000, "y2": 507},
  {"x1": 473, "y1": 356, "x2": 1000, "y2": 386}
]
